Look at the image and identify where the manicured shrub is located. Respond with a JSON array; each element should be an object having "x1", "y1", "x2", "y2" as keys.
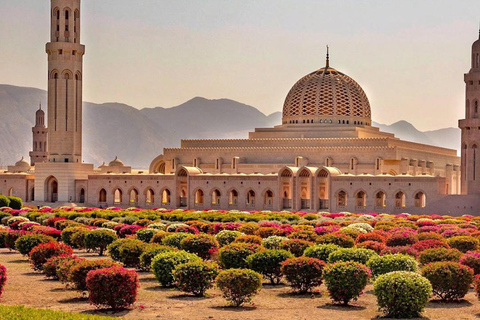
[
  {"x1": 216, "y1": 269, "x2": 262, "y2": 306},
  {"x1": 107, "y1": 238, "x2": 137, "y2": 262},
  {"x1": 118, "y1": 224, "x2": 143, "y2": 238},
  {"x1": 162, "y1": 232, "x2": 192, "y2": 249},
  {"x1": 218, "y1": 243, "x2": 262, "y2": 269},
  {"x1": 69, "y1": 259, "x2": 117, "y2": 291},
  {"x1": 139, "y1": 244, "x2": 175, "y2": 271},
  {"x1": 215, "y1": 230, "x2": 242, "y2": 247},
  {"x1": 303, "y1": 243, "x2": 340, "y2": 262},
  {"x1": 0, "y1": 196, "x2": 10, "y2": 208},
  {"x1": 356, "y1": 240, "x2": 386, "y2": 254},
  {"x1": 5, "y1": 230, "x2": 27, "y2": 250},
  {"x1": 279, "y1": 239, "x2": 313, "y2": 257},
  {"x1": 7, "y1": 196, "x2": 22, "y2": 210},
  {"x1": 0, "y1": 229, "x2": 8, "y2": 248},
  {"x1": 238, "y1": 222, "x2": 260, "y2": 235},
  {"x1": 459, "y1": 251, "x2": 480, "y2": 275},
  {"x1": 256, "y1": 226, "x2": 280, "y2": 238},
  {"x1": 70, "y1": 229, "x2": 88, "y2": 250},
  {"x1": 473, "y1": 274, "x2": 480, "y2": 299},
  {"x1": 151, "y1": 250, "x2": 201, "y2": 287},
  {"x1": 57, "y1": 256, "x2": 84, "y2": 283},
  {"x1": 380, "y1": 246, "x2": 418, "y2": 258},
  {"x1": 355, "y1": 232, "x2": 386, "y2": 244},
  {"x1": 61, "y1": 227, "x2": 88, "y2": 248},
  {"x1": 416, "y1": 232, "x2": 444, "y2": 242},
  {"x1": 317, "y1": 233, "x2": 355, "y2": 248},
  {"x1": 32, "y1": 226, "x2": 61, "y2": 239},
  {"x1": 287, "y1": 230, "x2": 317, "y2": 242},
  {"x1": 328, "y1": 248, "x2": 378, "y2": 264},
  {"x1": 233, "y1": 235, "x2": 263, "y2": 245},
  {"x1": 421, "y1": 262, "x2": 473, "y2": 301},
  {"x1": 118, "y1": 239, "x2": 147, "y2": 268},
  {"x1": 367, "y1": 254, "x2": 418, "y2": 278},
  {"x1": 411, "y1": 239, "x2": 449, "y2": 252},
  {"x1": 246, "y1": 249, "x2": 293, "y2": 284},
  {"x1": 385, "y1": 231, "x2": 417, "y2": 247},
  {"x1": 85, "y1": 229, "x2": 118, "y2": 256},
  {"x1": 15, "y1": 234, "x2": 55, "y2": 256},
  {"x1": 281, "y1": 257, "x2": 326, "y2": 293},
  {"x1": 419, "y1": 248, "x2": 463, "y2": 265},
  {"x1": 135, "y1": 228, "x2": 157, "y2": 243},
  {"x1": 86, "y1": 266, "x2": 139, "y2": 310},
  {"x1": 446, "y1": 236, "x2": 479, "y2": 253},
  {"x1": 180, "y1": 234, "x2": 219, "y2": 259},
  {"x1": 173, "y1": 261, "x2": 219, "y2": 296},
  {"x1": 374, "y1": 271, "x2": 432, "y2": 318},
  {"x1": 150, "y1": 231, "x2": 169, "y2": 244},
  {"x1": 323, "y1": 261, "x2": 371, "y2": 305},
  {"x1": 43, "y1": 254, "x2": 74, "y2": 279},
  {"x1": 261, "y1": 235, "x2": 289, "y2": 250},
  {"x1": 29, "y1": 242, "x2": 73, "y2": 271},
  {"x1": 0, "y1": 264, "x2": 6, "y2": 298}
]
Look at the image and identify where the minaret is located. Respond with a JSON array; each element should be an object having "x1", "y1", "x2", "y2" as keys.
[
  {"x1": 459, "y1": 28, "x2": 480, "y2": 194},
  {"x1": 46, "y1": 0, "x2": 84, "y2": 163},
  {"x1": 29, "y1": 104, "x2": 49, "y2": 165}
]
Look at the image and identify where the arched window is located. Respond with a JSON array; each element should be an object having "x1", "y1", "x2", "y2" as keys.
[
  {"x1": 337, "y1": 190, "x2": 347, "y2": 207},
  {"x1": 229, "y1": 189, "x2": 238, "y2": 206},
  {"x1": 356, "y1": 191, "x2": 366, "y2": 207},
  {"x1": 211, "y1": 189, "x2": 221, "y2": 205},
  {"x1": 162, "y1": 189, "x2": 171, "y2": 204},
  {"x1": 8, "y1": 188, "x2": 13, "y2": 197},
  {"x1": 414, "y1": 192, "x2": 426, "y2": 208},
  {"x1": 473, "y1": 144, "x2": 478, "y2": 181},
  {"x1": 114, "y1": 189, "x2": 123, "y2": 204},
  {"x1": 195, "y1": 189, "x2": 204, "y2": 204},
  {"x1": 246, "y1": 190, "x2": 256, "y2": 206},
  {"x1": 99, "y1": 189, "x2": 106, "y2": 203},
  {"x1": 264, "y1": 190, "x2": 273, "y2": 206},
  {"x1": 145, "y1": 189, "x2": 154, "y2": 205},
  {"x1": 395, "y1": 192, "x2": 406, "y2": 208},
  {"x1": 375, "y1": 191, "x2": 386, "y2": 208},
  {"x1": 280, "y1": 169, "x2": 292, "y2": 177}
]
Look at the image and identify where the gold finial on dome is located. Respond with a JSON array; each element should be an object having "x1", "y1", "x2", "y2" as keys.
[{"x1": 326, "y1": 45, "x2": 330, "y2": 68}]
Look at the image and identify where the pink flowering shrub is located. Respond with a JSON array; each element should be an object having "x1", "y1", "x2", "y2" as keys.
[
  {"x1": 118, "y1": 225, "x2": 143, "y2": 238},
  {"x1": 0, "y1": 264, "x2": 6, "y2": 298},
  {"x1": 411, "y1": 240, "x2": 449, "y2": 253},
  {"x1": 29, "y1": 242, "x2": 74, "y2": 271},
  {"x1": 386, "y1": 231, "x2": 417, "y2": 247},
  {"x1": 460, "y1": 251, "x2": 480, "y2": 274}
]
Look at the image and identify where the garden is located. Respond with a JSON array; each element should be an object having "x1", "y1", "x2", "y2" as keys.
[{"x1": 0, "y1": 200, "x2": 480, "y2": 319}]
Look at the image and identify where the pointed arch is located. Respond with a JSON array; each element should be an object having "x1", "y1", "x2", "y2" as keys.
[
  {"x1": 211, "y1": 189, "x2": 221, "y2": 205},
  {"x1": 246, "y1": 189, "x2": 256, "y2": 207},
  {"x1": 263, "y1": 189, "x2": 274, "y2": 207},
  {"x1": 145, "y1": 188, "x2": 154, "y2": 205},
  {"x1": 394, "y1": 191, "x2": 406, "y2": 208},
  {"x1": 98, "y1": 188, "x2": 107, "y2": 203},
  {"x1": 336, "y1": 189, "x2": 348, "y2": 208},
  {"x1": 414, "y1": 191, "x2": 426, "y2": 208},
  {"x1": 355, "y1": 190, "x2": 367, "y2": 208},
  {"x1": 228, "y1": 188, "x2": 239, "y2": 206},
  {"x1": 45, "y1": 176, "x2": 58, "y2": 203},
  {"x1": 161, "y1": 188, "x2": 171, "y2": 205},
  {"x1": 113, "y1": 188, "x2": 123, "y2": 204},
  {"x1": 129, "y1": 188, "x2": 139, "y2": 205},
  {"x1": 194, "y1": 188, "x2": 204, "y2": 205},
  {"x1": 374, "y1": 190, "x2": 386, "y2": 208}
]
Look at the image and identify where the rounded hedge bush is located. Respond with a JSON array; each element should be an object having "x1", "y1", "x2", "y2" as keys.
[
  {"x1": 446, "y1": 236, "x2": 479, "y2": 253},
  {"x1": 86, "y1": 266, "x2": 139, "y2": 310},
  {"x1": 356, "y1": 240, "x2": 386, "y2": 254},
  {"x1": 69, "y1": 259, "x2": 117, "y2": 291},
  {"x1": 85, "y1": 229, "x2": 118, "y2": 256},
  {"x1": 381, "y1": 245, "x2": 418, "y2": 258},
  {"x1": 139, "y1": 244, "x2": 175, "y2": 271},
  {"x1": 281, "y1": 257, "x2": 326, "y2": 293},
  {"x1": 118, "y1": 239, "x2": 148, "y2": 268},
  {"x1": 374, "y1": 271, "x2": 432, "y2": 318},
  {"x1": 7, "y1": 196, "x2": 22, "y2": 210},
  {"x1": 0, "y1": 264, "x2": 6, "y2": 298},
  {"x1": 70, "y1": 229, "x2": 88, "y2": 250},
  {"x1": 151, "y1": 250, "x2": 201, "y2": 287},
  {"x1": 43, "y1": 254, "x2": 74, "y2": 279},
  {"x1": 279, "y1": 239, "x2": 313, "y2": 257},
  {"x1": 218, "y1": 243, "x2": 262, "y2": 269},
  {"x1": 261, "y1": 235, "x2": 289, "y2": 250},
  {"x1": 135, "y1": 228, "x2": 157, "y2": 243},
  {"x1": 5, "y1": 230, "x2": 27, "y2": 250},
  {"x1": 303, "y1": 243, "x2": 340, "y2": 262},
  {"x1": 0, "y1": 196, "x2": 10, "y2": 208},
  {"x1": 473, "y1": 274, "x2": 480, "y2": 299},
  {"x1": 29, "y1": 242, "x2": 73, "y2": 271},
  {"x1": 107, "y1": 238, "x2": 137, "y2": 262},
  {"x1": 419, "y1": 248, "x2": 463, "y2": 265},
  {"x1": 215, "y1": 230, "x2": 242, "y2": 247},
  {"x1": 61, "y1": 226, "x2": 88, "y2": 248},
  {"x1": 317, "y1": 233, "x2": 355, "y2": 248},
  {"x1": 386, "y1": 232, "x2": 417, "y2": 247},
  {"x1": 216, "y1": 269, "x2": 262, "y2": 307},
  {"x1": 57, "y1": 256, "x2": 84, "y2": 284},
  {"x1": 180, "y1": 234, "x2": 219, "y2": 260},
  {"x1": 459, "y1": 251, "x2": 480, "y2": 275},
  {"x1": 246, "y1": 249, "x2": 293, "y2": 285},
  {"x1": 328, "y1": 248, "x2": 378, "y2": 264},
  {"x1": 173, "y1": 261, "x2": 219, "y2": 296},
  {"x1": 161, "y1": 232, "x2": 192, "y2": 249},
  {"x1": 421, "y1": 261, "x2": 473, "y2": 301},
  {"x1": 411, "y1": 239, "x2": 449, "y2": 252},
  {"x1": 15, "y1": 234, "x2": 55, "y2": 256},
  {"x1": 367, "y1": 254, "x2": 418, "y2": 278},
  {"x1": 323, "y1": 261, "x2": 371, "y2": 305}
]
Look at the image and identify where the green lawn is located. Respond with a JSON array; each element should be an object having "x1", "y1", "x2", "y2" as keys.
[{"x1": 0, "y1": 305, "x2": 124, "y2": 320}]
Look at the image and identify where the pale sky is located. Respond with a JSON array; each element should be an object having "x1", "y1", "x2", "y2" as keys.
[{"x1": 0, "y1": 0, "x2": 479, "y2": 131}]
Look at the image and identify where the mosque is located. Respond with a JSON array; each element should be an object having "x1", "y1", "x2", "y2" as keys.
[{"x1": 1, "y1": 0, "x2": 479, "y2": 215}]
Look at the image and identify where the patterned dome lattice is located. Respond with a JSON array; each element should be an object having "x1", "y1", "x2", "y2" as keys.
[{"x1": 282, "y1": 65, "x2": 371, "y2": 124}]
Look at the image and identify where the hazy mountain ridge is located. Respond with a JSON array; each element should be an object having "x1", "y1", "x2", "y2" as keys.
[{"x1": 0, "y1": 84, "x2": 461, "y2": 168}]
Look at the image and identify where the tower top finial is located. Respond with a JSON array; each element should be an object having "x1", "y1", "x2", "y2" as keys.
[
  {"x1": 39, "y1": 102, "x2": 42, "y2": 110},
  {"x1": 326, "y1": 45, "x2": 330, "y2": 68}
]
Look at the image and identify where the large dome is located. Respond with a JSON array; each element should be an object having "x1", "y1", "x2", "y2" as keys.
[{"x1": 282, "y1": 63, "x2": 371, "y2": 126}]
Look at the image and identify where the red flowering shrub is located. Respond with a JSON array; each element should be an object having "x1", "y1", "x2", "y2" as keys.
[
  {"x1": 355, "y1": 232, "x2": 386, "y2": 244},
  {"x1": 385, "y1": 231, "x2": 417, "y2": 247},
  {"x1": 255, "y1": 227, "x2": 280, "y2": 238},
  {"x1": 218, "y1": 243, "x2": 263, "y2": 269},
  {"x1": 474, "y1": 274, "x2": 480, "y2": 299},
  {"x1": 416, "y1": 232, "x2": 444, "y2": 242},
  {"x1": 43, "y1": 254, "x2": 74, "y2": 279},
  {"x1": 180, "y1": 234, "x2": 219, "y2": 259},
  {"x1": 380, "y1": 246, "x2": 418, "y2": 258},
  {"x1": 57, "y1": 256, "x2": 85, "y2": 283},
  {"x1": 233, "y1": 235, "x2": 263, "y2": 245},
  {"x1": 421, "y1": 262, "x2": 473, "y2": 301},
  {"x1": 419, "y1": 248, "x2": 463, "y2": 265},
  {"x1": 459, "y1": 251, "x2": 480, "y2": 274},
  {"x1": 29, "y1": 242, "x2": 73, "y2": 271},
  {"x1": 69, "y1": 259, "x2": 118, "y2": 291},
  {"x1": 281, "y1": 257, "x2": 325, "y2": 293},
  {"x1": 0, "y1": 264, "x2": 6, "y2": 298},
  {"x1": 314, "y1": 226, "x2": 340, "y2": 236},
  {"x1": 356, "y1": 241, "x2": 386, "y2": 254},
  {"x1": 216, "y1": 269, "x2": 262, "y2": 307},
  {"x1": 442, "y1": 228, "x2": 471, "y2": 238},
  {"x1": 86, "y1": 266, "x2": 138, "y2": 310},
  {"x1": 411, "y1": 240, "x2": 449, "y2": 253},
  {"x1": 446, "y1": 236, "x2": 479, "y2": 253},
  {"x1": 323, "y1": 261, "x2": 371, "y2": 305},
  {"x1": 280, "y1": 239, "x2": 314, "y2": 257},
  {"x1": 32, "y1": 226, "x2": 62, "y2": 239},
  {"x1": 317, "y1": 233, "x2": 355, "y2": 248},
  {"x1": 417, "y1": 226, "x2": 441, "y2": 234},
  {"x1": 5, "y1": 230, "x2": 27, "y2": 250},
  {"x1": 118, "y1": 225, "x2": 143, "y2": 238},
  {"x1": 45, "y1": 217, "x2": 66, "y2": 228}
]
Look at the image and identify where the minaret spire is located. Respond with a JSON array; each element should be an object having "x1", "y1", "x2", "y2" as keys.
[{"x1": 326, "y1": 45, "x2": 330, "y2": 68}]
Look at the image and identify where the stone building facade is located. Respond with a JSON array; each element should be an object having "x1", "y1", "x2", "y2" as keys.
[{"x1": 0, "y1": 0, "x2": 478, "y2": 215}]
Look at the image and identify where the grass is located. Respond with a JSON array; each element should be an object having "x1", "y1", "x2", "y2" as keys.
[{"x1": 0, "y1": 305, "x2": 122, "y2": 320}]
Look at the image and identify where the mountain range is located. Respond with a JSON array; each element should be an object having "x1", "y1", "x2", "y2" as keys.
[{"x1": 0, "y1": 84, "x2": 461, "y2": 168}]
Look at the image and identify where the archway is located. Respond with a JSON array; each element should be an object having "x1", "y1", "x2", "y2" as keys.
[
  {"x1": 161, "y1": 189, "x2": 171, "y2": 205},
  {"x1": 229, "y1": 189, "x2": 238, "y2": 206},
  {"x1": 318, "y1": 169, "x2": 329, "y2": 210},
  {"x1": 264, "y1": 190, "x2": 273, "y2": 207},
  {"x1": 375, "y1": 191, "x2": 386, "y2": 208},
  {"x1": 414, "y1": 191, "x2": 426, "y2": 208},
  {"x1": 113, "y1": 188, "x2": 123, "y2": 204},
  {"x1": 211, "y1": 189, "x2": 221, "y2": 205},
  {"x1": 355, "y1": 191, "x2": 366, "y2": 208},
  {"x1": 246, "y1": 190, "x2": 256, "y2": 207},
  {"x1": 99, "y1": 189, "x2": 107, "y2": 203},
  {"x1": 145, "y1": 188, "x2": 154, "y2": 205},
  {"x1": 8, "y1": 188, "x2": 13, "y2": 197},
  {"x1": 129, "y1": 189, "x2": 139, "y2": 205},
  {"x1": 79, "y1": 188, "x2": 85, "y2": 203},
  {"x1": 395, "y1": 191, "x2": 406, "y2": 208},
  {"x1": 45, "y1": 176, "x2": 58, "y2": 203},
  {"x1": 195, "y1": 189, "x2": 204, "y2": 205},
  {"x1": 337, "y1": 190, "x2": 347, "y2": 208}
]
